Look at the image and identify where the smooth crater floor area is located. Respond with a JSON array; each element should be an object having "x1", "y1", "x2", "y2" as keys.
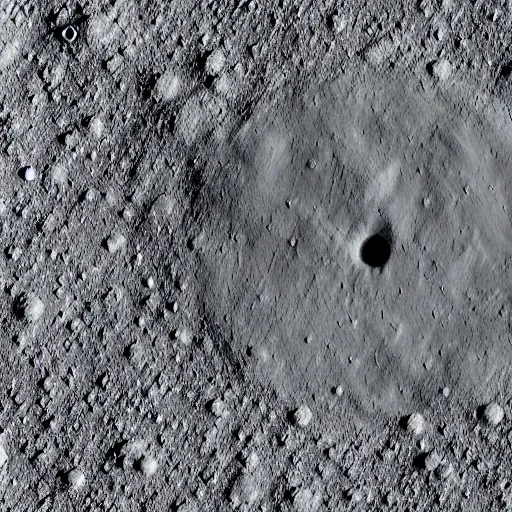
[{"x1": 197, "y1": 67, "x2": 512, "y2": 419}]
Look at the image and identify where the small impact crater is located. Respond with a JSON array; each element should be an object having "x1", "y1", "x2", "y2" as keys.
[
  {"x1": 360, "y1": 233, "x2": 391, "y2": 268},
  {"x1": 60, "y1": 25, "x2": 78, "y2": 44}
]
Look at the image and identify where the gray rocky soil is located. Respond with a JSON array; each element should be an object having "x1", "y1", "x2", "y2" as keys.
[{"x1": 1, "y1": 0, "x2": 512, "y2": 510}]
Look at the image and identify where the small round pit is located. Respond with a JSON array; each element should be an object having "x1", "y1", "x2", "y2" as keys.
[
  {"x1": 61, "y1": 25, "x2": 78, "y2": 44},
  {"x1": 360, "y1": 233, "x2": 391, "y2": 268}
]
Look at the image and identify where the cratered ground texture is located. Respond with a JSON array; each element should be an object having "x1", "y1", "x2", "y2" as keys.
[{"x1": 1, "y1": 1, "x2": 512, "y2": 510}]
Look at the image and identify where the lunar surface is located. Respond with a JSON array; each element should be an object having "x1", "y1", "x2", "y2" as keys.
[{"x1": 1, "y1": 0, "x2": 512, "y2": 510}]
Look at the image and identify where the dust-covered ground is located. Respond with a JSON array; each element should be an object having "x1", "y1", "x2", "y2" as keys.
[{"x1": 1, "y1": 0, "x2": 512, "y2": 510}]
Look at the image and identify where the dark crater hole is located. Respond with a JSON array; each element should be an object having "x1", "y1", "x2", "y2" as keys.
[
  {"x1": 61, "y1": 25, "x2": 78, "y2": 43},
  {"x1": 360, "y1": 233, "x2": 391, "y2": 268}
]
